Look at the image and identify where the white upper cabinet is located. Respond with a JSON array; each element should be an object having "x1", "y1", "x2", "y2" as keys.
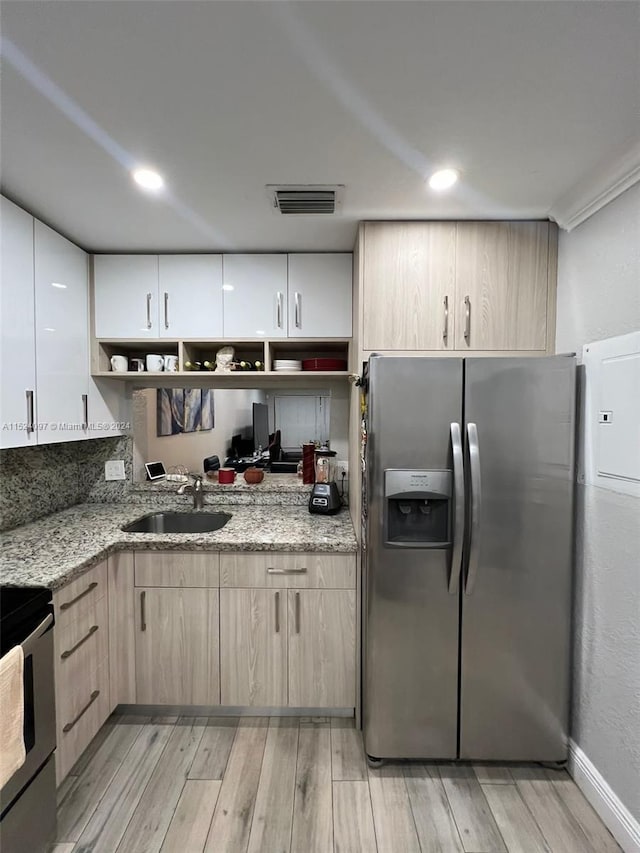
[
  {"x1": 34, "y1": 221, "x2": 89, "y2": 443},
  {"x1": 287, "y1": 253, "x2": 352, "y2": 338},
  {"x1": 94, "y1": 255, "x2": 159, "y2": 338},
  {"x1": 0, "y1": 197, "x2": 37, "y2": 449},
  {"x1": 158, "y1": 255, "x2": 223, "y2": 338},
  {"x1": 222, "y1": 254, "x2": 288, "y2": 339}
]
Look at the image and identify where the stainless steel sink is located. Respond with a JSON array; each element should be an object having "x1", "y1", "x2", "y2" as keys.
[{"x1": 122, "y1": 511, "x2": 232, "y2": 534}]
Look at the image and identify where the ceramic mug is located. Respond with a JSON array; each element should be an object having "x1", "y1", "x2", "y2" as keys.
[
  {"x1": 163, "y1": 355, "x2": 179, "y2": 372},
  {"x1": 146, "y1": 354, "x2": 165, "y2": 372},
  {"x1": 218, "y1": 468, "x2": 236, "y2": 484},
  {"x1": 129, "y1": 357, "x2": 145, "y2": 372},
  {"x1": 110, "y1": 355, "x2": 128, "y2": 372}
]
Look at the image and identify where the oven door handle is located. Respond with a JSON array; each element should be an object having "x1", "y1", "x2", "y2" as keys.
[{"x1": 21, "y1": 613, "x2": 54, "y2": 656}]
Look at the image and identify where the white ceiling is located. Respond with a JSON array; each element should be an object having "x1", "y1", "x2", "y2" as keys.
[{"x1": 1, "y1": 1, "x2": 638, "y2": 252}]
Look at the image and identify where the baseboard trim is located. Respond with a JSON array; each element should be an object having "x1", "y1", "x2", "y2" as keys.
[{"x1": 568, "y1": 739, "x2": 640, "y2": 853}]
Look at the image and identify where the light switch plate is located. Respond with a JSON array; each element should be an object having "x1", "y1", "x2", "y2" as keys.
[{"x1": 105, "y1": 460, "x2": 126, "y2": 481}]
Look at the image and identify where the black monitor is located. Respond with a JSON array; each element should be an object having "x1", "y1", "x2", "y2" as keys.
[{"x1": 252, "y1": 402, "x2": 269, "y2": 451}]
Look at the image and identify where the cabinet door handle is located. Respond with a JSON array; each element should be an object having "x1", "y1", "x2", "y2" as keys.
[
  {"x1": 295, "y1": 592, "x2": 301, "y2": 634},
  {"x1": 82, "y1": 393, "x2": 89, "y2": 430},
  {"x1": 443, "y1": 295, "x2": 449, "y2": 341},
  {"x1": 274, "y1": 591, "x2": 280, "y2": 633},
  {"x1": 140, "y1": 591, "x2": 146, "y2": 631},
  {"x1": 60, "y1": 581, "x2": 98, "y2": 611},
  {"x1": 164, "y1": 291, "x2": 169, "y2": 329},
  {"x1": 464, "y1": 295, "x2": 471, "y2": 344},
  {"x1": 61, "y1": 625, "x2": 98, "y2": 660},
  {"x1": 276, "y1": 292, "x2": 283, "y2": 329},
  {"x1": 26, "y1": 390, "x2": 35, "y2": 434},
  {"x1": 294, "y1": 292, "x2": 302, "y2": 329},
  {"x1": 267, "y1": 567, "x2": 307, "y2": 575},
  {"x1": 63, "y1": 690, "x2": 100, "y2": 733},
  {"x1": 146, "y1": 292, "x2": 153, "y2": 329}
]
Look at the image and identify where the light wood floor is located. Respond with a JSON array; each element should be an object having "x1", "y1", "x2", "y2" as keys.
[{"x1": 53, "y1": 713, "x2": 621, "y2": 853}]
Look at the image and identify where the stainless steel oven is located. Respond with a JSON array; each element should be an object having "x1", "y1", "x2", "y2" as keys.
[{"x1": 0, "y1": 587, "x2": 57, "y2": 853}]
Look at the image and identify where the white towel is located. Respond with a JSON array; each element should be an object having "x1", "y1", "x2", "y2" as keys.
[{"x1": 0, "y1": 645, "x2": 26, "y2": 789}]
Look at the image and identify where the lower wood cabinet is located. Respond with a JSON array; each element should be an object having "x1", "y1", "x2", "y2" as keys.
[
  {"x1": 288, "y1": 589, "x2": 356, "y2": 707},
  {"x1": 220, "y1": 588, "x2": 287, "y2": 706},
  {"x1": 134, "y1": 587, "x2": 220, "y2": 705},
  {"x1": 219, "y1": 553, "x2": 357, "y2": 709}
]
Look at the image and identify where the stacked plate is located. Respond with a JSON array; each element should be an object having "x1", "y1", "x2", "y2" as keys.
[{"x1": 273, "y1": 359, "x2": 302, "y2": 372}]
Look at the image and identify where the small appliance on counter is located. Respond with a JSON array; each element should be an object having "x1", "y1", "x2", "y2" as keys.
[{"x1": 308, "y1": 447, "x2": 342, "y2": 514}]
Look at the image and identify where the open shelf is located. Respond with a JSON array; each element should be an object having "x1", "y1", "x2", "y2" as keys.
[{"x1": 92, "y1": 338, "x2": 352, "y2": 383}]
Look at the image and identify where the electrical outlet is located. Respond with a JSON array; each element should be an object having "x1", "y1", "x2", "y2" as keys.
[
  {"x1": 336, "y1": 460, "x2": 349, "y2": 477},
  {"x1": 104, "y1": 460, "x2": 126, "y2": 481}
]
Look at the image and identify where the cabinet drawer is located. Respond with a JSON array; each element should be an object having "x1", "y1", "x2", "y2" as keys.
[
  {"x1": 53, "y1": 560, "x2": 107, "y2": 630},
  {"x1": 55, "y1": 660, "x2": 110, "y2": 784},
  {"x1": 220, "y1": 552, "x2": 355, "y2": 589},
  {"x1": 134, "y1": 551, "x2": 220, "y2": 587},
  {"x1": 55, "y1": 594, "x2": 108, "y2": 685}
]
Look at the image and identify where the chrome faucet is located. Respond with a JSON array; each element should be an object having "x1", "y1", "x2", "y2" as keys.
[{"x1": 177, "y1": 473, "x2": 205, "y2": 510}]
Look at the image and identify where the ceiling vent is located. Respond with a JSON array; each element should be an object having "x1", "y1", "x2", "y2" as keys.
[{"x1": 267, "y1": 185, "x2": 344, "y2": 215}]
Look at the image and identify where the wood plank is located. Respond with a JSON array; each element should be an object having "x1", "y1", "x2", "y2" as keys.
[
  {"x1": 57, "y1": 717, "x2": 147, "y2": 842},
  {"x1": 291, "y1": 723, "x2": 333, "y2": 853},
  {"x1": 74, "y1": 723, "x2": 173, "y2": 853},
  {"x1": 512, "y1": 766, "x2": 596, "y2": 853},
  {"x1": 189, "y1": 717, "x2": 238, "y2": 780},
  {"x1": 333, "y1": 780, "x2": 377, "y2": 853},
  {"x1": 51, "y1": 845, "x2": 75, "y2": 853},
  {"x1": 160, "y1": 780, "x2": 221, "y2": 853},
  {"x1": 204, "y1": 718, "x2": 269, "y2": 853},
  {"x1": 473, "y1": 764, "x2": 513, "y2": 785},
  {"x1": 330, "y1": 717, "x2": 367, "y2": 781},
  {"x1": 247, "y1": 717, "x2": 299, "y2": 853},
  {"x1": 544, "y1": 769, "x2": 621, "y2": 853},
  {"x1": 404, "y1": 764, "x2": 464, "y2": 853},
  {"x1": 368, "y1": 764, "x2": 420, "y2": 853},
  {"x1": 481, "y1": 783, "x2": 550, "y2": 853},
  {"x1": 438, "y1": 764, "x2": 506, "y2": 853},
  {"x1": 116, "y1": 718, "x2": 206, "y2": 853}
]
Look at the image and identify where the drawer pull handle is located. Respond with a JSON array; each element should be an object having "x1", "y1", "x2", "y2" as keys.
[
  {"x1": 275, "y1": 591, "x2": 280, "y2": 633},
  {"x1": 295, "y1": 592, "x2": 301, "y2": 634},
  {"x1": 61, "y1": 625, "x2": 99, "y2": 660},
  {"x1": 63, "y1": 690, "x2": 100, "y2": 733},
  {"x1": 464, "y1": 295, "x2": 471, "y2": 343},
  {"x1": 140, "y1": 591, "x2": 146, "y2": 632},
  {"x1": 60, "y1": 582, "x2": 98, "y2": 611},
  {"x1": 267, "y1": 567, "x2": 307, "y2": 575}
]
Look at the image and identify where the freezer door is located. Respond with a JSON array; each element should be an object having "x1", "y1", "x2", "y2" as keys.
[
  {"x1": 460, "y1": 356, "x2": 576, "y2": 761},
  {"x1": 364, "y1": 357, "x2": 463, "y2": 760}
]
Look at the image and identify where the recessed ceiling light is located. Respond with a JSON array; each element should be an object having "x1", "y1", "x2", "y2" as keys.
[
  {"x1": 51, "y1": 282, "x2": 67, "y2": 289},
  {"x1": 428, "y1": 168, "x2": 459, "y2": 191},
  {"x1": 132, "y1": 168, "x2": 164, "y2": 192}
]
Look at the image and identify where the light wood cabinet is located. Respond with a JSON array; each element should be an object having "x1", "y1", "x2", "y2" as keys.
[
  {"x1": 288, "y1": 589, "x2": 356, "y2": 707},
  {"x1": 53, "y1": 560, "x2": 110, "y2": 783},
  {"x1": 362, "y1": 222, "x2": 456, "y2": 351},
  {"x1": 454, "y1": 221, "x2": 550, "y2": 350},
  {"x1": 135, "y1": 587, "x2": 220, "y2": 705},
  {"x1": 360, "y1": 220, "x2": 555, "y2": 354},
  {"x1": 219, "y1": 552, "x2": 357, "y2": 709},
  {"x1": 108, "y1": 551, "x2": 136, "y2": 708},
  {"x1": 220, "y1": 588, "x2": 287, "y2": 706},
  {"x1": 134, "y1": 550, "x2": 219, "y2": 588}
]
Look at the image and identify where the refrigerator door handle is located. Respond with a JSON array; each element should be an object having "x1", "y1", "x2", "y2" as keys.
[
  {"x1": 449, "y1": 422, "x2": 465, "y2": 594},
  {"x1": 465, "y1": 422, "x2": 482, "y2": 595}
]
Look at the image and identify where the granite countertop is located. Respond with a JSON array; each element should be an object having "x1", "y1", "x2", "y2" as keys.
[
  {"x1": 0, "y1": 501, "x2": 358, "y2": 590},
  {"x1": 131, "y1": 473, "x2": 310, "y2": 494}
]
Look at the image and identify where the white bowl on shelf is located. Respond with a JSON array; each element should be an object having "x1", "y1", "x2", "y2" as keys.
[{"x1": 273, "y1": 359, "x2": 302, "y2": 371}]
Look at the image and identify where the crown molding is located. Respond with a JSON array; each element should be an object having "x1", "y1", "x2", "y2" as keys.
[{"x1": 550, "y1": 140, "x2": 640, "y2": 231}]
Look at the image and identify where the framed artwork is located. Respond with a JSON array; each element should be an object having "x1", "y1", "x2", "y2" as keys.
[{"x1": 157, "y1": 388, "x2": 215, "y2": 436}]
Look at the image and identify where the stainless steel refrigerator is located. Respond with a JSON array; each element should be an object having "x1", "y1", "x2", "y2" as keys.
[{"x1": 363, "y1": 355, "x2": 576, "y2": 763}]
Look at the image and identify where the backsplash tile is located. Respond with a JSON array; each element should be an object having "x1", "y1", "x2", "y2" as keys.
[{"x1": 0, "y1": 435, "x2": 133, "y2": 532}]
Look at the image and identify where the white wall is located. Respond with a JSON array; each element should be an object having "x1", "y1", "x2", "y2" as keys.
[
  {"x1": 133, "y1": 387, "x2": 266, "y2": 477},
  {"x1": 556, "y1": 182, "x2": 640, "y2": 824}
]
